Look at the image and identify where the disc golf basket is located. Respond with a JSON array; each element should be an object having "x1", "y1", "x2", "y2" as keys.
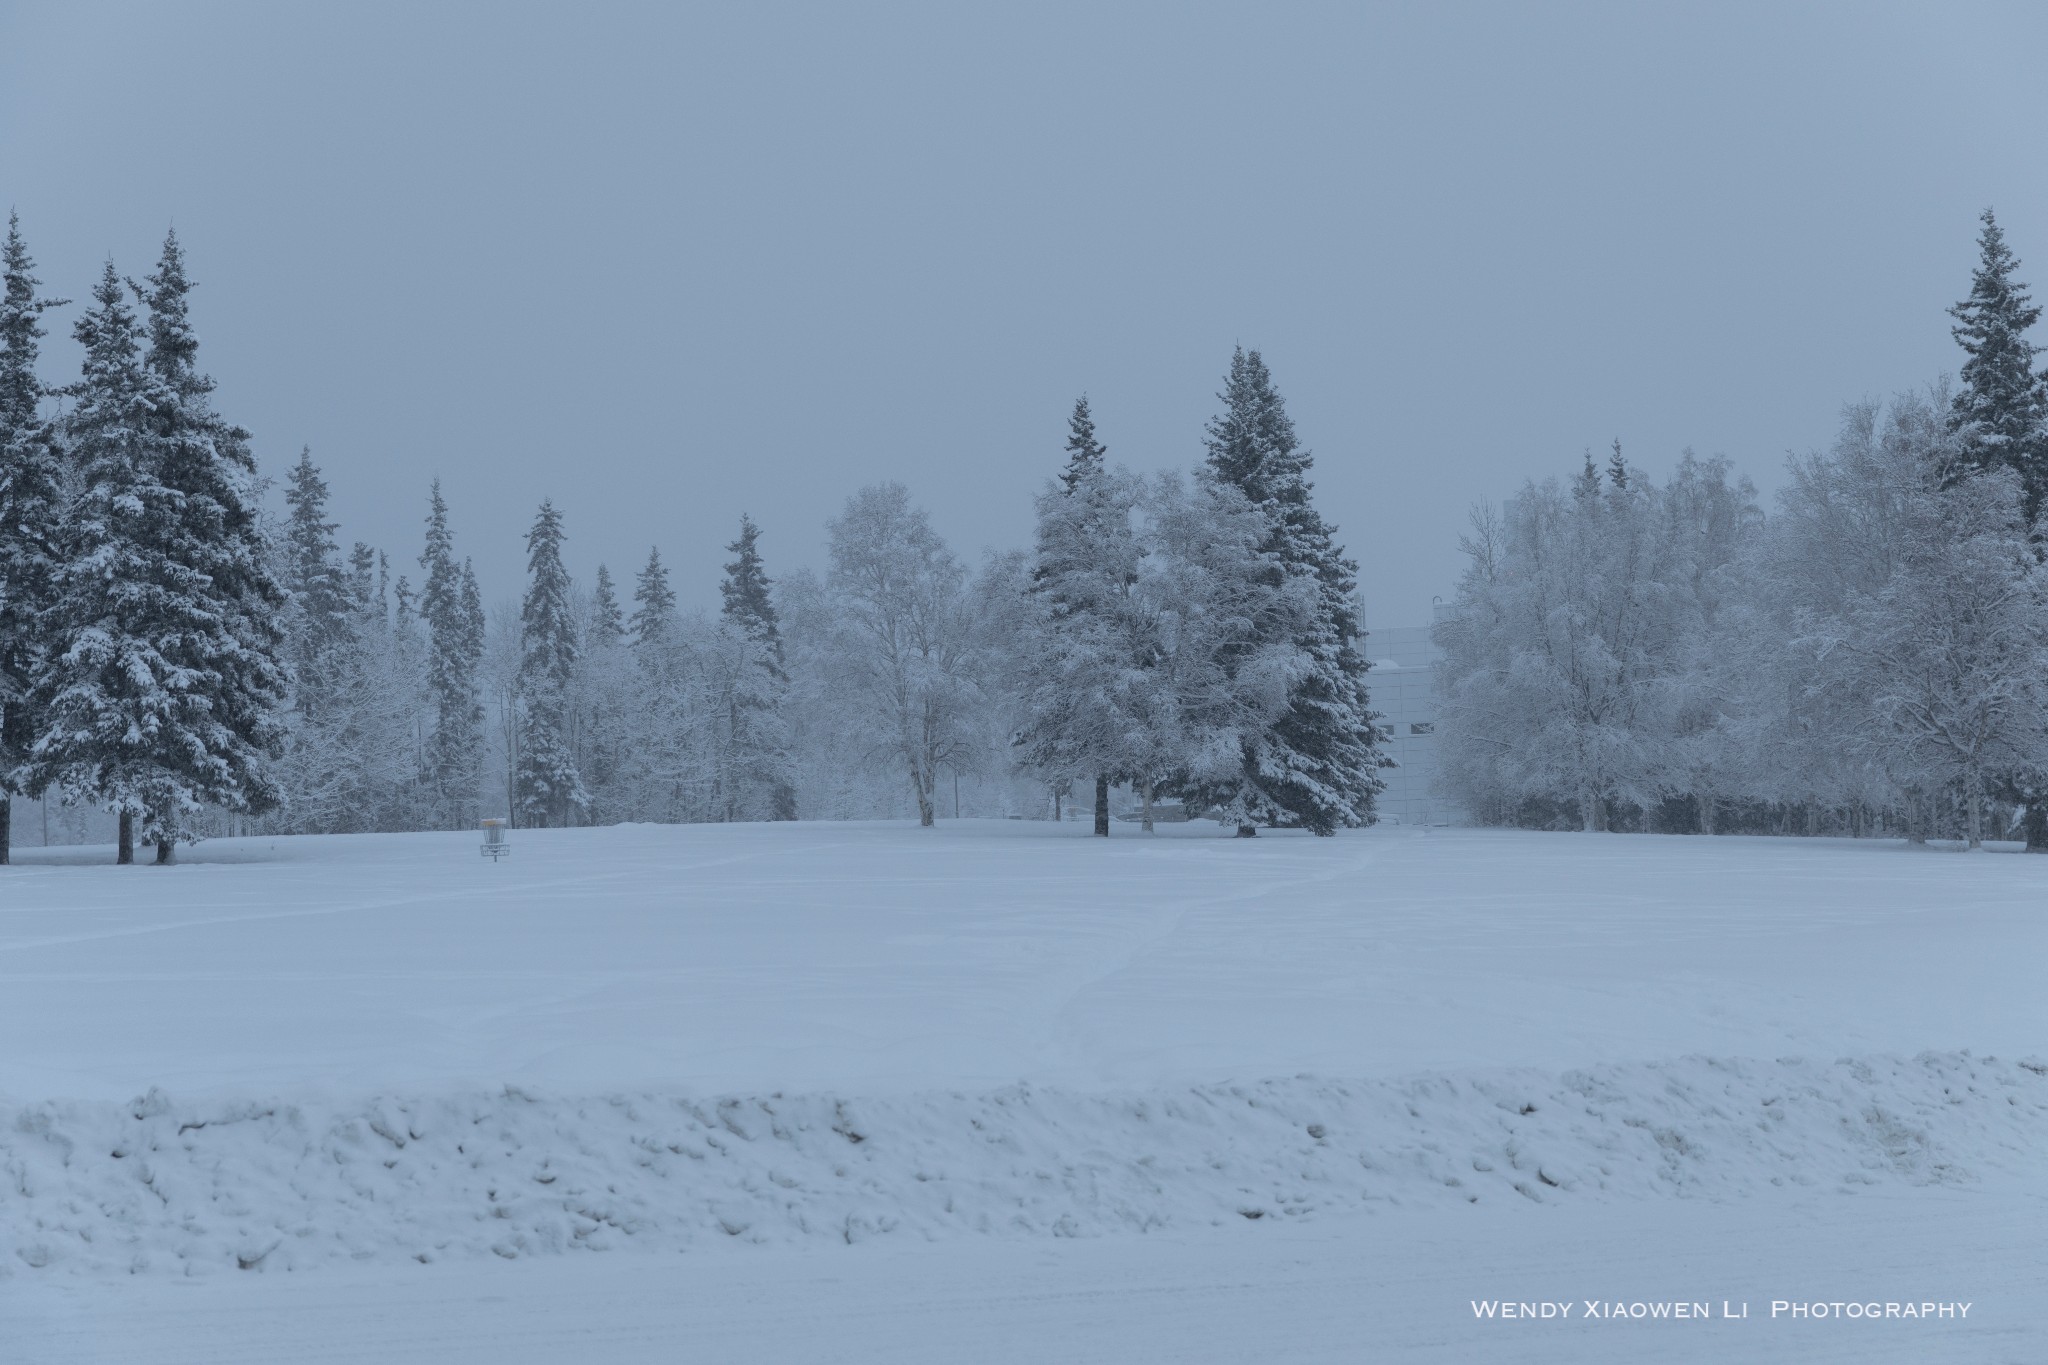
[{"x1": 480, "y1": 818, "x2": 509, "y2": 861}]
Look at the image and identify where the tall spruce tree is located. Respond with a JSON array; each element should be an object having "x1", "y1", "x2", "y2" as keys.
[
  {"x1": 1951, "y1": 211, "x2": 2048, "y2": 849},
  {"x1": 721, "y1": 515, "x2": 783, "y2": 658},
  {"x1": 515, "y1": 500, "x2": 586, "y2": 827},
  {"x1": 626, "y1": 545, "x2": 688, "y2": 820},
  {"x1": 0, "y1": 213, "x2": 66, "y2": 864},
  {"x1": 30, "y1": 262, "x2": 162, "y2": 862},
  {"x1": 716, "y1": 514, "x2": 795, "y2": 820},
  {"x1": 30, "y1": 254, "x2": 289, "y2": 862},
  {"x1": 133, "y1": 230, "x2": 290, "y2": 858},
  {"x1": 459, "y1": 557, "x2": 486, "y2": 816},
  {"x1": 1190, "y1": 347, "x2": 1387, "y2": 835},
  {"x1": 577, "y1": 563, "x2": 631, "y2": 819},
  {"x1": 1950, "y1": 208, "x2": 2048, "y2": 523},
  {"x1": 1057, "y1": 393, "x2": 1107, "y2": 493},
  {"x1": 418, "y1": 481, "x2": 483, "y2": 827},
  {"x1": 272, "y1": 448, "x2": 360, "y2": 830},
  {"x1": 1015, "y1": 395, "x2": 1139, "y2": 836},
  {"x1": 590, "y1": 563, "x2": 624, "y2": 645},
  {"x1": 630, "y1": 546, "x2": 676, "y2": 650},
  {"x1": 281, "y1": 447, "x2": 353, "y2": 701}
]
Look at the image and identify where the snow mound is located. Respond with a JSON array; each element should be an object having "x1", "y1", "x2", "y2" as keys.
[{"x1": 5, "y1": 1051, "x2": 2041, "y2": 1277}]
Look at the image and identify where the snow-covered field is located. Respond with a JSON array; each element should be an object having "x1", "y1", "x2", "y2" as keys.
[{"x1": 3, "y1": 821, "x2": 2044, "y2": 1362}]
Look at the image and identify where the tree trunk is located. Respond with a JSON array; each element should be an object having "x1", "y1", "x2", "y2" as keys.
[
  {"x1": 1696, "y1": 793, "x2": 1715, "y2": 836},
  {"x1": 1580, "y1": 786, "x2": 1598, "y2": 832},
  {"x1": 1140, "y1": 778, "x2": 1155, "y2": 834},
  {"x1": 913, "y1": 765, "x2": 934, "y2": 827},
  {"x1": 117, "y1": 811, "x2": 135, "y2": 865},
  {"x1": 155, "y1": 836, "x2": 176, "y2": 865},
  {"x1": 1052, "y1": 787, "x2": 1061, "y2": 822},
  {"x1": 1965, "y1": 782, "x2": 1984, "y2": 849},
  {"x1": 0, "y1": 794, "x2": 9, "y2": 865},
  {"x1": 1093, "y1": 774, "x2": 1109, "y2": 838}
]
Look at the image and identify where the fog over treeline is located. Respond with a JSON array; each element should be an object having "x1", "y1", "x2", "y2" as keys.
[
  {"x1": 9, "y1": 7, "x2": 2046, "y2": 635},
  {"x1": 2, "y1": 207, "x2": 2046, "y2": 854}
]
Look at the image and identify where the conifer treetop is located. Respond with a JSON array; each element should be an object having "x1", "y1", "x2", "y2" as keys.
[
  {"x1": 1, "y1": 211, "x2": 66, "y2": 429},
  {"x1": 590, "y1": 563, "x2": 625, "y2": 645},
  {"x1": 520, "y1": 499, "x2": 579, "y2": 691},
  {"x1": 138, "y1": 228, "x2": 211, "y2": 399},
  {"x1": 1059, "y1": 395, "x2": 1107, "y2": 494},
  {"x1": 282, "y1": 446, "x2": 353, "y2": 664},
  {"x1": 631, "y1": 545, "x2": 676, "y2": 647},
  {"x1": 1607, "y1": 439, "x2": 1629, "y2": 491},
  {"x1": 1948, "y1": 207, "x2": 2048, "y2": 518},
  {"x1": 1575, "y1": 449, "x2": 1602, "y2": 501},
  {"x1": 1204, "y1": 347, "x2": 1310, "y2": 507},
  {"x1": 721, "y1": 513, "x2": 782, "y2": 649}
]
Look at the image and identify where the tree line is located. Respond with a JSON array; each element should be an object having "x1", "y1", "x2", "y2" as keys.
[
  {"x1": 1437, "y1": 209, "x2": 2048, "y2": 849},
  {"x1": 0, "y1": 215, "x2": 1389, "y2": 860}
]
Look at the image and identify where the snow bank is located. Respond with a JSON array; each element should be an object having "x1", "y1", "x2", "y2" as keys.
[{"x1": 6, "y1": 1050, "x2": 2041, "y2": 1277}]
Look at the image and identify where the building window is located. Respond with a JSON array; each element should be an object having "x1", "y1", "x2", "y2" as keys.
[{"x1": 1408, "y1": 722, "x2": 1434, "y2": 736}]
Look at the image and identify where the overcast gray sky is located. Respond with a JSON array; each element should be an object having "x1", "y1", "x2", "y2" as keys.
[{"x1": 5, "y1": 2, "x2": 2046, "y2": 628}]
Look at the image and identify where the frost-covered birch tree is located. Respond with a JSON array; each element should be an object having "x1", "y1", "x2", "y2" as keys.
[{"x1": 801, "y1": 482, "x2": 988, "y2": 827}]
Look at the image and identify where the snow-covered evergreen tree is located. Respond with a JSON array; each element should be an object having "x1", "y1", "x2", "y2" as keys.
[
  {"x1": 1189, "y1": 348, "x2": 1386, "y2": 835},
  {"x1": 0, "y1": 212, "x2": 66, "y2": 864},
  {"x1": 514, "y1": 500, "x2": 587, "y2": 827},
  {"x1": 417, "y1": 482, "x2": 483, "y2": 828},
  {"x1": 621, "y1": 546, "x2": 697, "y2": 820},
  {"x1": 271, "y1": 447, "x2": 358, "y2": 828},
  {"x1": 281, "y1": 448, "x2": 352, "y2": 666},
  {"x1": 712, "y1": 514, "x2": 795, "y2": 821},
  {"x1": 573, "y1": 563, "x2": 635, "y2": 822},
  {"x1": 1949, "y1": 209, "x2": 2048, "y2": 524},
  {"x1": 1943, "y1": 212, "x2": 2048, "y2": 846},
  {"x1": 590, "y1": 563, "x2": 624, "y2": 645},
  {"x1": 720, "y1": 514, "x2": 781, "y2": 651},
  {"x1": 1136, "y1": 470, "x2": 1317, "y2": 827},
  {"x1": 1057, "y1": 393, "x2": 1107, "y2": 492},
  {"x1": 29, "y1": 252, "x2": 287, "y2": 862},
  {"x1": 338, "y1": 541, "x2": 431, "y2": 832},
  {"x1": 128, "y1": 230, "x2": 291, "y2": 857},
  {"x1": 1014, "y1": 396, "x2": 1144, "y2": 835},
  {"x1": 630, "y1": 546, "x2": 676, "y2": 650}
]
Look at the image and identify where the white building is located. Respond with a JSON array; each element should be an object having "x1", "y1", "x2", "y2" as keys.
[{"x1": 1367, "y1": 619, "x2": 1456, "y2": 825}]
